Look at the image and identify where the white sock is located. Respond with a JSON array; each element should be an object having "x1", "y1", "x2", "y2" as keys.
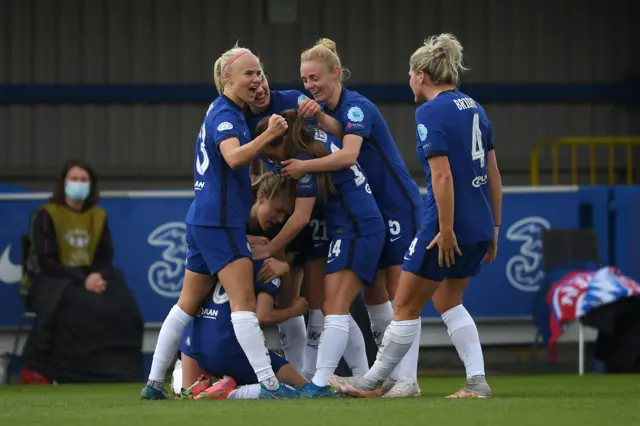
[
  {"x1": 303, "y1": 309, "x2": 324, "y2": 380},
  {"x1": 393, "y1": 321, "x2": 421, "y2": 381},
  {"x1": 312, "y1": 314, "x2": 350, "y2": 387},
  {"x1": 442, "y1": 304, "x2": 485, "y2": 378},
  {"x1": 367, "y1": 302, "x2": 393, "y2": 347},
  {"x1": 342, "y1": 315, "x2": 369, "y2": 376},
  {"x1": 148, "y1": 305, "x2": 192, "y2": 383},
  {"x1": 363, "y1": 319, "x2": 419, "y2": 384},
  {"x1": 227, "y1": 383, "x2": 262, "y2": 399},
  {"x1": 231, "y1": 311, "x2": 279, "y2": 389},
  {"x1": 367, "y1": 301, "x2": 395, "y2": 379},
  {"x1": 278, "y1": 315, "x2": 306, "y2": 372}
]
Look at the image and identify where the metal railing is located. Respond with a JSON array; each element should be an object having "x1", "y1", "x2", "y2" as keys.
[{"x1": 530, "y1": 137, "x2": 640, "y2": 186}]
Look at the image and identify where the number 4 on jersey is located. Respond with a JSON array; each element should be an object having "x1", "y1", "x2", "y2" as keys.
[{"x1": 471, "y1": 113, "x2": 485, "y2": 168}]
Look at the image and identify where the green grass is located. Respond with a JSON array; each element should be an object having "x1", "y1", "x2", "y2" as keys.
[{"x1": 1, "y1": 375, "x2": 639, "y2": 426}]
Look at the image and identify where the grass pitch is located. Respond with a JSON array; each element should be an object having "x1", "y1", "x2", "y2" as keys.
[{"x1": 1, "y1": 375, "x2": 638, "y2": 426}]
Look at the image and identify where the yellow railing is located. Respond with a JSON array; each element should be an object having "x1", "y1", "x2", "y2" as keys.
[{"x1": 530, "y1": 137, "x2": 640, "y2": 186}]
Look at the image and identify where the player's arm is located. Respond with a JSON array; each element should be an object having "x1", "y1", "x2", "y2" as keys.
[
  {"x1": 250, "y1": 158, "x2": 263, "y2": 183},
  {"x1": 256, "y1": 292, "x2": 308, "y2": 325},
  {"x1": 418, "y1": 107, "x2": 454, "y2": 231},
  {"x1": 316, "y1": 112, "x2": 344, "y2": 139},
  {"x1": 219, "y1": 115, "x2": 287, "y2": 169},
  {"x1": 297, "y1": 135, "x2": 362, "y2": 172},
  {"x1": 266, "y1": 197, "x2": 315, "y2": 254},
  {"x1": 428, "y1": 156, "x2": 455, "y2": 232},
  {"x1": 486, "y1": 149, "x2": 502, "y2": 229}
]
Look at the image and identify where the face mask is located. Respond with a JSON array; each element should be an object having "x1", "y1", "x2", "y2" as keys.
[{"x1": 65, "y1": 181, "x2": 90, "y2": 201}]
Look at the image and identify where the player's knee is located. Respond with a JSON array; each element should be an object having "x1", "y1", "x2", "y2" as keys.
[
  {"x1": 321, "y1": 296, "x2": 350, "y2": 316},
  {"x1": 392, "y1": 297, "x2": 422, "y2": 321},
  {"x1": 432, "y1": 286, "x2": 464, "y2": 315},
  {"x1": 229, "y1": 295, "x2": 257, "y2": 313},
  {"x1": 362, "y1": 284, "x2": 389, "y2": 305}
]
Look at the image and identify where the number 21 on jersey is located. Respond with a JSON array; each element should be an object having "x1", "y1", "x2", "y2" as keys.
[{"x1": 471, "y1": 113, "x2": 485, "y2": 168}]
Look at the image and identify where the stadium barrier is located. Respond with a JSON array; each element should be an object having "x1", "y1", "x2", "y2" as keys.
[
  {"x1": 2, "y1": 185, "x2": 637, "y2": 330},
  {"x1": 530, "y1": 137, "x2": 640, "y2": 186}
]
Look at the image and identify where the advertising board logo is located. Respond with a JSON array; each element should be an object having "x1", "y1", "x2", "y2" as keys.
[
  {"x1": 505, "y1": 217, "x2": 551, "y2": 292},
  {"x1": 147, "y1": 222, "x2": 187, "y2": 298}
]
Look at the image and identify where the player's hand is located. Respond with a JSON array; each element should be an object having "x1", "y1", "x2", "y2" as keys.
[
  {"x1": 291, "y1": 297, "x2": 309, "y2": 316},
  {"x1": 298, "y1": 98, "x2": 322, "y2": 119},
  {"x1": 280, "y1": 158, "x2": 307, "y2": 179},
  {"x1": 267, "y1": 114, "x2": 288, "y2": 138},
  {"x1": 252, "y1": 243, "x2": 273, "y2": 261},
  {"x1": 426, "y1": 229, "x2": 462, "y2": 268},
  {"x1": 248, "y1": 235, "x2": 270, "y2": 247},
  {"x1": 257, "y1": 257, "x2": 290, "y2": 282},
  {"x1": 484, "y1": 232, "x2": 499, "y2": 264}
]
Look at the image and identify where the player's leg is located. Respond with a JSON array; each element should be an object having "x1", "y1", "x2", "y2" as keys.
[
  {"x1": 302, "y1": 256, "x2": 326, "y2": 379},
  {"x1": 178, "y1": 353, "x2": 213, "y2": 399},
  {"x1": 376, "y1": 210, "x2": 423, "y2": 397},
  {"x1": 434, "y1": 241, "x2": 492, "y2": 399},
  {"x1": 277, "y1": 265, "x2": 306, "y2": 371},
  {"x1": 210, "y1": 228, "x2": 283, "y2": 395},
  {"x1": 142, "y1": 225, "x2": 213, "y2": 399},
  {"x1": 330, "y1": 231, "x2": 442, "y2": 397},
  {"x1": 304, "y1": 233, "x2": 384, "y2": 397},
  {"x1": 199, "y1": 351, "x2": 301, "y2": 400}
]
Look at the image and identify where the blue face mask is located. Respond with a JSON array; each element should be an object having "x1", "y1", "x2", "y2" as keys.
[{"x1": 65, "y1": 181, "x2": 91, "y2": 201}]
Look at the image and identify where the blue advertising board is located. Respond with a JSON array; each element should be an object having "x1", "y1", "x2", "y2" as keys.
[{"x1": 0, "y1": 186, "x2": 620, "y2": 326}]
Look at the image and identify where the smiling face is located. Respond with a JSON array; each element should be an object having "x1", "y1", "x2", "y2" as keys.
[
  {"x1": 300, "y1": 59, "x2": 340, "y2": 103},
  {"x1": 250, "y1": 76, "x2": 271, "y2": 111}
]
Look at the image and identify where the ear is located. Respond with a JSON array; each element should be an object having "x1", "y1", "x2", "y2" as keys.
[
  {"x1": 332, "y1": 66, "x2": 341, "y2": 79},
  {"x1": 257, "y1": 191, "x2": 265, "y2": 203},
  {"x1": 418, "y1": 70, "x2": 425, "y2": 85}
]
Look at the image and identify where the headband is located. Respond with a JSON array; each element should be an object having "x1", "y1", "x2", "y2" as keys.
[{"x1": 223, "y1": 51, "x2": 250, "y2": 74}]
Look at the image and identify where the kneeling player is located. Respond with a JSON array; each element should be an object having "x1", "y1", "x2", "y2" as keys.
[{"x1": 177, "y1": 258, "x2": 313, "y2": 400}]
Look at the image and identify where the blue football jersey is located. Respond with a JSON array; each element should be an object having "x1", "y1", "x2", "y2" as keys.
[
  {"x1": 415, "y1": 90, "x2": 494, "y2": 244},
  {"x1": 296, "y1": 128, "x2": 384, "y2": 238},
  {"x1": 185, "y1": 95, "x2": 253, "y2": 228},
  {"x1": 186, "y1": 259, "x2": 280, "y2": 357},
  {"x1": 326, "y1": 89, "x2": 423, "y2": 219}
]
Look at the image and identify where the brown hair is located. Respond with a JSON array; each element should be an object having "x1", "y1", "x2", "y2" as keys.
[
  {"x1": 50, "y1": 158, "x2": 100, "y2": 209},
  {"x1": 255, "y1": 110, "x2": 335, "y2": 200},
  {"x1": 251, "y1": 171, "x2": 296, "y2": 203}
]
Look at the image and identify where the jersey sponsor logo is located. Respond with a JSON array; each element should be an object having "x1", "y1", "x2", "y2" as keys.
[
  {"x1": 197, "y1": 307, "x2": 219, "y2": 319},
  {"x1": 472, "y1": 174, "x2": 488, "y2": 188},
  {"x1": 347, "y1": 106, "x2": 364, "y2": 123},
  {"x1": 0, "y1": 245, "x2": 22, "y2": 284},
  {"x1": 417, "y1": 124, "x2": 428, "y2": 142},
  {"x1": 505, "y1": 217, "x2": 551, "y2": 292},
  {"x1": 147, "y1": 222, "x2": 187, "y2": 298},
  {"x1": 298, "y1": 174, "x2": 312, "y2": 184},
  {"x1": 217, "y1": 121, "x2": 234, "y2": 131},
  {"x1": 194, "y1": 181, "x2": 205, "y2": 190}
]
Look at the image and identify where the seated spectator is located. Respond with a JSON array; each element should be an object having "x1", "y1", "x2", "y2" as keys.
[{"x1": 20, "y1": 159, "x2": 143, "y2": 384}]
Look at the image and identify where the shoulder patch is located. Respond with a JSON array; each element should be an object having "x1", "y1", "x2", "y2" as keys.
[
  {"x1": 347, "y1": 106, "x2": 364, "y2": 123},
  {"x1": 417, "y1": 124, "x2": 428, "y2": 142},
  {"x1": 217, "y1": 121, "x2": 233, "y2": 131}
]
